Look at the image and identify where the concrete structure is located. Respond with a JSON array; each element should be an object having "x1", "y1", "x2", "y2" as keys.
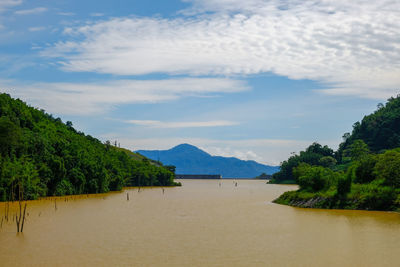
[{"x1": 175, "y1": 174, "x2": 222, "y2": 179}]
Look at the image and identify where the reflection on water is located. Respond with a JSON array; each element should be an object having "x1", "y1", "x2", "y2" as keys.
[{"x1": 0, "y1": 180, "x2": 399, "y2": 266}]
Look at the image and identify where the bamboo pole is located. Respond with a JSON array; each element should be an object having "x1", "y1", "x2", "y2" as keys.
[{"x1": 20, "y1": 203, "x2": 27, "y2": 233}]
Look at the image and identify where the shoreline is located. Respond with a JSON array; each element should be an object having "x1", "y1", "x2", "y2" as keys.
[{"x1": 274, "y1": 190, "x2": 400, "y2": 212}]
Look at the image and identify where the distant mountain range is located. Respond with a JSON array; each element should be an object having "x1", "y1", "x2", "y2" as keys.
[{"x1": 136, "y1": 144, "x2": 279, "y2": 178}]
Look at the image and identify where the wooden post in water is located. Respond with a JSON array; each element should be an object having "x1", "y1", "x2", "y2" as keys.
[
  {"x1": 20, "y1": 203, "x2": 27, "y2": 233},
  {"x1": 15, "y1": 213, "x2": 19, "y2": 232},
  {"x1": 14, "y1": 183, "x2": 27, "y2": 233},
  {"x1": 127, "y1": 192, "x2": 129, "y2": 201},
  {"x1": 15, "y1": 185, "x2": 21, "y2": 232},
  {"x1": 4, "y1": 201, "x2": 9, "y2": 222}
]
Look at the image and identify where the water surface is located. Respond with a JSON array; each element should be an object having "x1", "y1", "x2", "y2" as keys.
[{"x1": 1, "y1": 180, "x2": 399, "y2": 266}]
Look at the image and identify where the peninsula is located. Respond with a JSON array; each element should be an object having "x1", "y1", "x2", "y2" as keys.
[{"x1": 272, "y1": 96, "x2": 400, "y2": 211}]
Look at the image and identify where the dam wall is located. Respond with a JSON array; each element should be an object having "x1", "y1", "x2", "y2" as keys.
[{"x1": 175, "y1": 174, "x2": 222, "y2": 179}]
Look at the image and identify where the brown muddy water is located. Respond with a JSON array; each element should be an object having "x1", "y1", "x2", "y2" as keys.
[{"x1": 0, "y1": 179, "x2": 399, "y2": 267}]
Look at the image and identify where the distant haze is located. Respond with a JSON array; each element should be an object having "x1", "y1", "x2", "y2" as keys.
[{"x1": 137, "y1": 144, "x2": 279, "y2": 178}]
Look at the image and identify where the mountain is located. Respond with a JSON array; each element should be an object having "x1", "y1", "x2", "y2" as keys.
[{"x1": 136, "y1": 144, "x2": 279, "y2": 178}]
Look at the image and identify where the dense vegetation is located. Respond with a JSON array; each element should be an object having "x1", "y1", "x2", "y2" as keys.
[
  {"x1": 272, "y1": 95, "x2": 400, "y2": 211},
  {"x1": 0, "y1": 93, "x2": 179, "y2": 201},
  {"x1": 269, "y1": 142, "x2": 335, "y2": 184},
  {"x1": 338, "y1": 96, "x2": 400, "y2": 156}
]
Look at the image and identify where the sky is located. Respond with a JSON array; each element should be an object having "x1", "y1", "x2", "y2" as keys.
[{"x1": 0, "y1": 0, "x2": 399, "y2": 165}]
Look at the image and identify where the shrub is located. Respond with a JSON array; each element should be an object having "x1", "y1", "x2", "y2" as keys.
[
  {"x1": 354, "y1": 154, "x2": 377, "y2": 184},
  {"x1": 337, "y1": 166, "x2": 353, "y2": 197},
  {"x1": 295, "y1": 164, "x2": 339, "y2": 192},
  {"x1": 374, "y1": 150, "x2": 400, "y2": 188}
]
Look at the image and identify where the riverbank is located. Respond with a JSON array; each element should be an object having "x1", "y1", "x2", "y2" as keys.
[{"x1": 274, "y1": 187, "x2": 400, "y2": 212}]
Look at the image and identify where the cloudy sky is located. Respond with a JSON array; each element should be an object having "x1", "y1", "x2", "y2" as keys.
[{"x1": 1, "y1": 0, "x2": 399, "y2": 165}]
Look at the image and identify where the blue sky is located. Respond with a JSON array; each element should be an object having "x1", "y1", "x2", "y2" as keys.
[{"x1": 1, "y1": 0, "x2": 399, "y2": 165}]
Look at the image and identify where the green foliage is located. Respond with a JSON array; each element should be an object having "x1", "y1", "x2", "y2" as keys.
[
  {"x1": 273, "y1": 96, "x2": 400, "y2": 211},
  {"x1": 353, "y1": 154, "x2": 377, "y2": 184},
  {"x1": 337, "y1": 95, "x2": 400, "y2": 158},
  {"x1": 336, "y1": 165, "x2": 353, "y2": 198},
  {"x1": 164, "y1": 165, "x2": 176, "y2": 174},
  {"x1": 273, "y1": 189, "x2": 336, "y2": 208},
  {"x1": 348, "y1": 181, "x2": 397, "y2": 210},
  {"x1": 0, "y1": 156, "x2": 44, "y2": 200},
  {"x1": 0, "y1": 117, "x2": 21, "y2": 156},
  {"x1": 0, "y1": 93, "x2": 178, "y2": 201},
  {"x1": 318, "y1": 156, "x2": 337, "y2": 168},
  {"x1": 294, "y1": 163, "x2": 340, "y2": 192},
  {"x1": 271, "y1": 142, "x2": 334, "y2": 184},
  {"x1": 343, "y1": 139, "x2": 369, "y2": 161},
  {"x1": 256, "y1": 172, "x2": 271, "y2": 179},
  {"x1": 374, "y1": 149, "x2": 400, "y2": 188}
]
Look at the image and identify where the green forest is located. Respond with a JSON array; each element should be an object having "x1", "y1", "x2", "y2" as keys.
[
  {"x1": 271, "y1": 95, "x2": 400, "y2": 211},
  {"x1": 0, "y1": 93, "x2": 179, "y2": 202}
]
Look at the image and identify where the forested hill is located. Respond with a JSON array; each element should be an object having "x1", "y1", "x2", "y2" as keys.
[
  {"x1": 271, "y1": 95, "x2": 400, "y2": 184},
  {"x1": 272, "y1": 95, "x2": 400, "y2": 211},
  {"x1": 337, "y1": 95, "x2": 400, "y2": 157},
  {"x1": 0, "y1": 93, "x2": 177, "y2": 201}
]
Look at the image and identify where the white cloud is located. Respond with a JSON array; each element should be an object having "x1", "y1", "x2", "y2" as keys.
[
  {"x1": 15, "y1": 7, "x2": 47, "y2": 15},
  {"x1": 181, "y1": 0, "x2": 276, "y2": 14},
  {"x1": 0, "y1": 0, "x2": 22, "y2": 12},
  {"x1": 127, "y1": 119, "x2": 238, "y2": 128},
  {"x1": 200, "y1": 145, "x2": 264, "y2": 163},
  {"x1": 28, "y1": 26, "x2": 46, "y2": 32},
  {"x1": 90, "y1": 13, "x2": 104, "y2": 17},
  {"x1": 42, "y1": 0, "x2": 400, "y2": 99},
  {"x1": 2, "y1": 78, "x2": 248, "y2": 115},
  {"x1": 58, "y1": 12, "x2": 75, "y2": 16}
]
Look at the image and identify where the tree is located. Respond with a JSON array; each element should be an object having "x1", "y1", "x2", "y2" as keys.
[
  {"x1": 344, "y1": 139, "x2": 369, "y2": 161},
  {"x1": 164, "y1": 165, "x2": 176, "y2": 174},
  {"x1": 342, "y1": 132, "x2": 350, "y2": 141},
  {"x1": 271, "y1": 143, "x2": 335, "y2": 183},
  {"x1": 0, "y1": 117, "x2": 21, "y2": 156},
  {"x1": 319, "y1": 156, "x2": 337, "y2": 168},
  {"x1": 336, "y1": 166, "x2": 353, "y2": 198},
  {"x1": 374, "y1": 149, "x2": 400, "y2": 188},
  {"x1": 294, "y1": 163, "x2": 338, "y2": 192},
  {"x1": 354, "y1": 154, "x2": 377, "y2": 184},
  {"x1": 337, "y1": 95, "x2": 400, "y2": 153}
]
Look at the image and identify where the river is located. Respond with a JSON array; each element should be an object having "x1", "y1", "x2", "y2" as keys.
[{"x1": 0, "y1": 179, "x2": 399, "y2": 266}]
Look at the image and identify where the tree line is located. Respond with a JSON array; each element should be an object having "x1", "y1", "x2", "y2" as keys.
[{"x1": 0, "y1": 93, "x2": 179, "y2": 202}]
